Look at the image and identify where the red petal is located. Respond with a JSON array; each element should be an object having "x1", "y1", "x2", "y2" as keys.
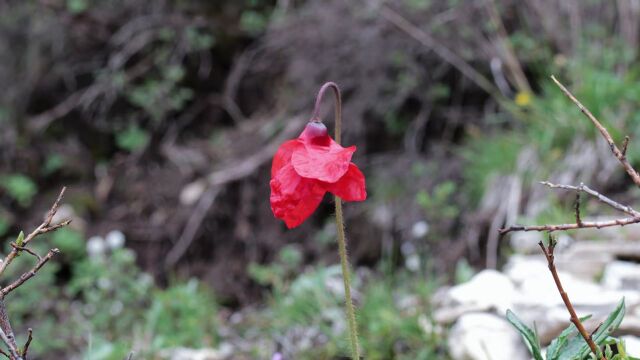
[
  {"x1": 271, "y1": 139, "x2": 304, "y2": 178},
  {"x1": 322, "y1": 163, "x2": 367, "y2": 201},
  {"x1": 291, "y1": 137, "x2": 356, "y2": 183},
  {"x1": 270, "y1": 163, "x2": 326, "y2": 228}
]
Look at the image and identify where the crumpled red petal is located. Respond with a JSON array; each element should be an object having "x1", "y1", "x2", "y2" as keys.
[
  {"x1": 270, "y1": 163, "x2": 326, "y2": 228},
  {"x1": 291, "y1": 137, "x2": 356, "y2": 183},
  {"x1": 322, "y1": 163, "x2": 367, "y2": 201},
  {"x1": 271, "y1": 139, "x2": 304, "y2": 178}
]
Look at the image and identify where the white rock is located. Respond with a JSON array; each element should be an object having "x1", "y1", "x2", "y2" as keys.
[
  {"x1": 503, "y1": 255, "x2": 548, "y2": 285},
  {"x1": 602, "y1": 261, "x2": 640, "y2": 290},
  {"x1": 159, "y1": 345, "x2": 233, "y2": 360},
  {"x1": 448, "y1": 313, "x2": 529, "y2": 360},
  {"x1": 441, "y1": 270, "x2": 516, "y2": 316}
]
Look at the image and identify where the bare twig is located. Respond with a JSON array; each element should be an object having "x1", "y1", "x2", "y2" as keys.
[
  {"x1": 8, "y1": 245, "x2": 40, "y2": 262},
  {"x1": 539, "y1": 236, "x2": 604, "y2": 360},
  {"x1": 0, "y1": 188, "x2": 68, "y2": 359},
  {"x1": 0, "y1": 348, "x2": 9, "y2": 359},
  {"x1": 0, "y1": 249, "x2": 60, "y2": 298},
  {"x1": 574, "y1": 186, "x2": 583, "y2": 226},
  {"x1": 0, "y1": 326, "x2": 20, "y2": 360},
  {"x1": 0, "y1": 188, "x2": 69, "y2": 278},
  {"x1": 541, "y1": 181, "x2": 640, "y2": 216},
  {"x1": 21, "y1": 329, "x2": 32, "y2": 359},
  {"x1": 550, "y1": 76, "x2": 640, "y2": 187},
  {"x1": 0, "y1": 302, "x2": 15, "y2": 356},
  {"x1": 500, "y1": 217, "x2": 640, "y2": 234}
]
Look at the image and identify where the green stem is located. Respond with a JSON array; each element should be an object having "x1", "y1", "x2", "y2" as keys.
[
  {"x1": 335, "y1": 198, "x2": 360, "y2": 359},
  {"x1": 314, "y1": 82, "x2": 360, "y2": 359}
]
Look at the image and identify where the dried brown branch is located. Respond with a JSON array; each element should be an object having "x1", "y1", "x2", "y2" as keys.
[
  {"x1": 0, "y1": 301, "x2": 16, "y2": 358},
  {"x1": 0, "y1": 187, "x2": 69, "y2": 278},
  {"x1": 0, "y1": 249, "x2": 59, "y2": 298},
  {"x1": 574, "y1": 186, "x2": 583, "y2": 226},
  {"x1": 0, "y1": 187, "x2": 68, "y2": 359},
  {"x1": 541, "y1": 181, "x2": 640, "y2": 216},
  {"x1": 0, "y1": 327, "x2": 20, "y2": 360},
  {"x1": 539, "y1": 236, "x2": 605, "y2": 360},
  {"x1": 501, "y1": 77, "x2": 640, "y2": 234},
  {"x1": 500, "y1": 216, "x2": 640, "y2": 234},
  {"x1": 550, "y1": 75, "x2": 640, "y2": 186},
  {"x1": 8, "y1": 245, "x2": 40, "y2": 262},
  {"x1": 21, "y1": 329, "x2": 32, "y2": 359}
]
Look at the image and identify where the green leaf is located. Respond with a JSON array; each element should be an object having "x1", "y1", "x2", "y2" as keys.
[
  {"x1": 115, "y1": 124, "x2": 150, "y2": 152},
  {"x1": 506, "y1": 309, "x2": 544, "y2": 360},
  {"x1": 547, "y1": 315, "x2": 592, "y2": 360},
  {"x1": 15, "y1": 231, "x2": 24, "y2": 246},
  {"x1": 579, "y1": 298, "x2": 625, "y2": 358},
  {"x1": 557, "y1": 298, "x2": 625, "y2": 360}
]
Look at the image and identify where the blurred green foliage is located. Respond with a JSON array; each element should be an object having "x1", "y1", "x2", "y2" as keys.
[
  {"x1": 246, "y1": 250, "x2": 447, "y2": 359},
  {"x1": 0, "y1": 174, "x2": 38, "y2": 207},
  {"x1": 3, "y1": 227, "x2": 219, "y2": 359}
]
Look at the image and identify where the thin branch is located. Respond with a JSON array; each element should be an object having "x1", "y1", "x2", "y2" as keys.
[
  {"x1": 0, "y1": 188, "x2": 69, "y2": 278},
  {"x1": 21, "y1": 329, "x2": 32, "y2": 359},
  {"x1": 539, "y1": 237, "x2": 605, "y2": 360},
  {"x1": 8, "y1": 245, "x2": 41, "y2": 262},
  {"x1": 574, "y1": 186, "x2": 583, "y2": 226},
  {"x1": 0, "y1": 301, "x2": 16, "y2": 355},
  {"x1": 0, "y1": 249, "x2": 59, "y2": 298},
  {"x1": 500, "y1": 216, "x2": 640, "y2": 234},
  {"x1": 0, "y1": 327, "x2": 20, "y2": 360},
  {"x1": 551, "y1": 76, "x2": 640, "y2": 187},
  {"x1": 0, "y1": 348, "x2": 8, "y2": 359},
  {"x1": 541, "y1": 181, "x2": 640, "y2": 216},
  {"x1": 622, "y1": 136, "x2": 630, "y2": 156}
]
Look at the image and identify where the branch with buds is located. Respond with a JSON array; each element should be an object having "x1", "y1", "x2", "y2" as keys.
[{"x1": 0, "y1": 187, "x2": 69, "y2": 360}]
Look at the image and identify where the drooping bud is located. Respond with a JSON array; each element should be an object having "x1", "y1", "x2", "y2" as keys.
[{"x1": 299, "y1": 120, "x2": 330, "y2": 145}]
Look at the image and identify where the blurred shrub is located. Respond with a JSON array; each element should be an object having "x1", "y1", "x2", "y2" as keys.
[
  {"x1": 246, "y1": 252, "x2": 447, "y2": 359},
  {"x1": 0, "y1": 174, "x2": 38, "y2": 207},
  {"x1": 3, "y1": 229, "x2": 219, "y2": 359}
]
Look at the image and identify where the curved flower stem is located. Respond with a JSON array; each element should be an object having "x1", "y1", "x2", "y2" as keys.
[{"x1": 313, "y1": 82, "x2": 360, "y2": 359}]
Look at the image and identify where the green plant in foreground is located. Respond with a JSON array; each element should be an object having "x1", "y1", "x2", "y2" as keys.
[{"x1": 508, "y1": 299, "x2": 632, "y2": 360}]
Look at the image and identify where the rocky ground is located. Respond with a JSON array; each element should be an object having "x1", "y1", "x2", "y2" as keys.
[{"x1": 435, "y1": 227, "x2": 640, "y2": 360}]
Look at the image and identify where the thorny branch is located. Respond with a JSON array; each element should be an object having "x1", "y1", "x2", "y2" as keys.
[
  {"x1": 539, "y1": 236, "x2": 605, "y2": 360},
  {"x1": 0, "y1": 187, "x2": 69, "y2": 359}
]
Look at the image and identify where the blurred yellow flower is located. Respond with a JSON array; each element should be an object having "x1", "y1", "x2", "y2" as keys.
[{"x1": 515, "y1": 91, "x2": 532, "y2": 107}]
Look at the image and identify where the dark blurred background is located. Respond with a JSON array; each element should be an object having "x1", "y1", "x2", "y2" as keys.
[{"x1": 2, "y1": 0, "x2": 640, "y2": 358}]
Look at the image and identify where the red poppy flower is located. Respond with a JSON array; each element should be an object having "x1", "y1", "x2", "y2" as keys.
[{"x1": 270, "y1": 121, "x2": 367, "y2": 228}]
